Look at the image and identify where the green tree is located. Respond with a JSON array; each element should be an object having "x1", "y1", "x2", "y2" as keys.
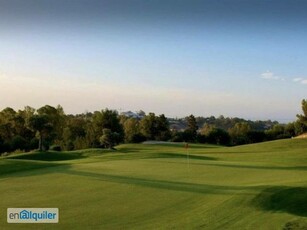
[
  {"x1": 156, "y1": 114, "x2": 171, "y2": 141},
  {"x1": 296, "y1": 99, "x2": 307, "y2": 134},
  {"x1": 11, "y1": 135, "x2": 28, "y2": 151},
  {"x1": 140, "y1": 113, "x2": 158, "y2": 140},
  {"x1": 99, "y1": 128, "x2": 119, "y2": 149},
  {"x1": 207, "y1": 128, "x2": 230, "y2": 145},
  {"x1": 62, "y1": 116, "x2": 88, "y2": 150},
  {"x1": 265, "y1": 124, "x2": 286, "y2": 140},
  {"x1": 200, "y1": 124, "x2": 216, "y2": 136},
  {"x1": 123, "y1": 118, "x2": 141, "y2": 143},
  {"x1": 0, "y1": 107, "x2": 17, "y2": 142},
  {"x1": 184, "y1": 114, "x2": 198, "y2": 142},
  {"x1": 140, "y1": 113, "x2": 171, "y2": 141},
  {"x1": 228, "y1": 122, "x2": 251, "y2": 145},
  {"x1": 284, "y1": 122, "x2": 296, "y2": 137},
  {"x1": 28, "y1": 115, "x2": 52, "y2": 151},
  {"x1": 294, "y1": 120, "x2": 306, "y2": 136},
  {"x1": 0, "y1": 106, "x2": 37, "y2": 153},
  {"x1": 37, "y1": 105, "x2": 66, "y2": 146},
  {"x1": 93, "y1": 109, "x2": 124, "y2": 145}
]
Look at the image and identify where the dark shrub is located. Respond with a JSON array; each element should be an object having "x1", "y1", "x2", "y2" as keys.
[
  {"x1": 30, "y1": 138, "x2": 39, "y2": 150},
  {"x1": 207, "y1": 128, "x2": 230, "y2": 145},
  {"x1": 50, "y1": 145, "x2": 62, "y2": 151},
  {"x1": 131, "y1": 133, "x2": 147, "y2": 143},
  {"x1": 196, "y1": 134, "x2": 206, "y2": 143},
  {"x1": 11, "y1": 135, "x2": 28, "y2": 151}
]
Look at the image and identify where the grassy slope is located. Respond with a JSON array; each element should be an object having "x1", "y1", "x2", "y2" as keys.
[{"x1": 1, "y1": 139, "x2": 307, "y2": 229}]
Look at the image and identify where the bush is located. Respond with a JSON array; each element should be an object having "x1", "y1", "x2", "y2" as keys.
[
  {"x1": 0, "y1": 141, "x2": 11, "y2": 153},
  {"x1": 30, "y1": 138, "x2": 39, "y2": 150},
  {"x1": 50, "y1": 145, "x2": 62, "y2": 151},
  {"x1": 170, "y1": 132, "x2": 184, "y2": 142},
  {"x1": 11, "y1": 135, "x2": 28, "y2": 151},
  {"x1": 196, "y1": 134, "x2": 206, "y2": 143},
  {"x1": 131, "y1": 133, "x2": 147, "y2": 143},
  {"x1": 207, "y1": 128, "x2": 230, "y2": 145},
  {"x1": 65, "y1": 141, "x2": 75, "y2": 151}
]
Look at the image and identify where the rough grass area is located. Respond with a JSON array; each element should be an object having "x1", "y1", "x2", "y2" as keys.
[
  {"x1": 1, "y1": 139, "x2": 307, "y2": 229},
  {"x1": 295, "y1": 133, "x2": 307, "y2": 139}
]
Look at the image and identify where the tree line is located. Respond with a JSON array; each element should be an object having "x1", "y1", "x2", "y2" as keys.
[{"x1": 0, "y1": 100, "x2": 306, "y2": 154}]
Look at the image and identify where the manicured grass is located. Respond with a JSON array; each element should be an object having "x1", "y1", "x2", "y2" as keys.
[{"x1": 1, "y1": 139, "x2": 307, "y2": 229}]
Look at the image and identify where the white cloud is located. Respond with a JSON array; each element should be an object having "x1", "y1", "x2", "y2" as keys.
[
  {"x1": 292, "y1": 77, "x2": 307, "y2": 85},
  {"x1": 260, "y1": 71, "x2": 280, "y2": 80},
  {"x1": 293, "y1": 78, "x2": 303, "y2": 82}
]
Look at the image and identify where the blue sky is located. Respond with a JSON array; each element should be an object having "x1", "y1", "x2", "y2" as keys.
[{"x1": 0, "y1": 0, "x2": 306, "y2": 122}]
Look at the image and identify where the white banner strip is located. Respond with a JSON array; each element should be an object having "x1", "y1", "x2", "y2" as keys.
[{"x1": 7, "y1": 208, "x2": 59, "y2": 223}]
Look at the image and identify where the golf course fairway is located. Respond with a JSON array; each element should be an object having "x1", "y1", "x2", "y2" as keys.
[{"x1": 1, "y1": 139, "x2": 307, "y2": 229}]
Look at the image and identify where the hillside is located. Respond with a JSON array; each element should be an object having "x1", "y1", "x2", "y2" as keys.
[{"x1": 1, "y1": 139, "x2": 307, "y2": 229}]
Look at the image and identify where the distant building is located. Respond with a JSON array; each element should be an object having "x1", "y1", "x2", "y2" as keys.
[
  {"x1": 169, "y1": 120, "x2": 186, "y2": 132},
  {"x1": 120, "y1": 111, "x2": 145, "y2": 119}
]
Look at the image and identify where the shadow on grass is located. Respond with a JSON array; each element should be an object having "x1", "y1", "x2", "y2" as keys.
[
  {"x1": 207, "y1": 163, "x2": 307, "y2": 171},
  {"x1": 7, "y1": 151, "x2": 86, "y2": 161},
  {"x1": 0, "y1": 159, "x2": 70, "y2": 178},
  {"x1": 117, "y1": 148, "x2": 141, "y2": 153},
  {"x1": 150, "y1": 153, "x2": 216, "y2": 161},
  {"x1": 96, "y1": 151, "x2": 216, "y2": 162},
  {"x1": 186, "y1": 145, "x2": 222, "y2": 149},
  {"x1": 145, "y1": 143, "x2": 222, "y2": 149},
  {"x1": 253, "y1": 186, "x2": 307, "y2": 217},
  {"x1": 64, "y1": 170, "x2": 254, "y2": 195}
]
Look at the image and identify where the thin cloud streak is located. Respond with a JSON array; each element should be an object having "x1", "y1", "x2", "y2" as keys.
[
  {"x1": 260, "y1": 71, "x2": 280, "y2": 80},
  {"x1": 293, "y1": 77, "x2": 307, "y2": 85},
  {"x1": 293, "y1": 78, "x2": 303, "y2": 82}
]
